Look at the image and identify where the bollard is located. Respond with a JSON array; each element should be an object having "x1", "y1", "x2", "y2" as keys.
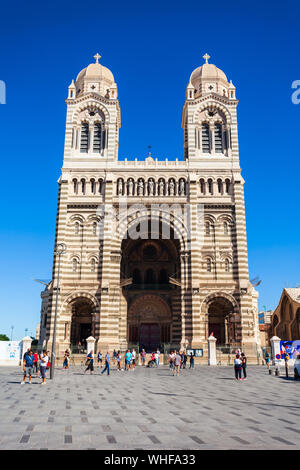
[{"x1": 269, "y1": 369, "x2": 272, "y2": 375}]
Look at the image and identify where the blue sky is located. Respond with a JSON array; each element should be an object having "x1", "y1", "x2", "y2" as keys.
[{"x1": 0, "y1": 0, "x2": 299, "y2": 339}]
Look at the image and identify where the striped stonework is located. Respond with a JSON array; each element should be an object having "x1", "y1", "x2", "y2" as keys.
[{"x1": 39, "y1": 55, "x2": 261, "y2": 361}]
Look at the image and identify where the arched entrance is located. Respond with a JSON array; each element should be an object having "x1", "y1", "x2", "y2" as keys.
[
  {"x1": 128, "y1": 294, "x2": 172, "y2": 352},
  {"x1": 204, "y1": 294, "x2": 237, "y2": 345},
  {"x1": 70, "y1": 298, "x2": 95, "y2": 349}
]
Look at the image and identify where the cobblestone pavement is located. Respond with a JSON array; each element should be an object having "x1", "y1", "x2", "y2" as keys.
[{"x1": 0, "y1": 364, "x2": 299, "y2": 450}]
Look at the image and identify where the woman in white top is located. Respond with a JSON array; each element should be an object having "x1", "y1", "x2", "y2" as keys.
[
  {"x1": 234, "y1": 354, "x2": 242, "y2": 381},
  {"x1": 39, "y1": 350, "x2": 49, "y2": 385}
]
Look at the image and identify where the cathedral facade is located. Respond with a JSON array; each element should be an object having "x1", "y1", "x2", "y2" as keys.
[{"x1": 39, "y1": 53, "x2": 260, "y2": 359}]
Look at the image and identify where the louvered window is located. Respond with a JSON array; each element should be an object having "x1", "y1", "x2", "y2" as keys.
[
  {"x1": 93, "y1": 123, "x2": 102, "y2": 153},
  {"x1": 80, "y1": 123, "x2": 89, "y2": 153},
  {"x1": 202, "y1": 124, "x2": 210, "y2": 153},
  {"x1": 215, "y1": 124, "x2": 223, "y2": 153}
]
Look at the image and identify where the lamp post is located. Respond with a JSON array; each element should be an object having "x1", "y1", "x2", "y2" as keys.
[
  {"x1": 50, "y1": 242, "x2": 66, "y2": 380},
  {"x1": 10, "y1": 325, "x2": 14, "y2": 341}
]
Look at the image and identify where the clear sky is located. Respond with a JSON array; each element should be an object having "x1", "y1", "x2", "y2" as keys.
[{"x1": 0, "y1": 0, "x2": 299, "y2": 339}]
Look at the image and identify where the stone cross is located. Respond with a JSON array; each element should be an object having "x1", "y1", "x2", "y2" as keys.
[
  {"x1": 94, "y1": 53, "x2": 101, "y2": 64},
  {"x1": 203, "y1": 53, "x2": 210, "y2": 64}
]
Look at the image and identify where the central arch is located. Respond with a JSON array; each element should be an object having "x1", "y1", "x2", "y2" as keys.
[{"x1": 128, "y1": 294, "x2": 172, "y2": 352}]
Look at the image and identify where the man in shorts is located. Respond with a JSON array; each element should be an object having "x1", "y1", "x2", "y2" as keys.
[
  {"x1": 125, "y1": 350, "x2": 132, "y2": 371},
  {"x1": 131, "y1": 348, "x2": 136, "y2": 370},
  {"x1": 173, "y1": 351, "x2": 181, "y2": 376},
  {"x1": 21, "y1": 350, "x2": 34, "y2": 384},
  {"x1": 140, "y1": 349, "x2": 146, "y2": 366}
]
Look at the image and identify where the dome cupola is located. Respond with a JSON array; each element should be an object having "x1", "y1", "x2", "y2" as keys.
[
  {"x1": 188, "y1": 54, "x2": 233, "y2": 99},
  {"x1": 74, "y1": 53, "x2": 118, "y2": 99}
]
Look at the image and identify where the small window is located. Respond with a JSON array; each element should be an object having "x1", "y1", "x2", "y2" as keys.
[
  {"x1": 72, "y1": 258, "x2": 78, "y2": 272},
  {"x1": 91, "y1": 259, "x2": 96, "y2": 272},
  {"x1": 225, "y1": 259, "x2": 230, "y2": 272},
  {"x1": 205, "y1": 222, "x2": 210, "y2": 236},
  {"x1": 215, "y1": 124, "x2": 223, "y2": 153},
  {"x1": 93, "y1": 123, "x2": 102, "y2": 153},
  {"x1": 80, "y1": 123, "x2": 89, "y2": 153},
  {"x1": 202, "y1": 124, "x2": 210, "y2": 153},
  {"x1": 75, "y1": 222, "x2": 79, "y2": 235},
  {"x1": 224, "y1": 222, "x2": 229, "y2": 235},
  {"x1": 93, "y1": 222, "x2": 97, "y2": 235},
  {"x1": 207, "y1": 259, "x2": 212, "y2": 272}
]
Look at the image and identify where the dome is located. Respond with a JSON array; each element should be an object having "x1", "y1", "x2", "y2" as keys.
[
  {"x1": 76, "y1": 62, "x2": 115, "y2": 85},
  {"x1": 190, "y1": 62, "x2": 228, "y2": 85}
]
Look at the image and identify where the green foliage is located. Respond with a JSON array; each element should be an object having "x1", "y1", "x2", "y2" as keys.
[{"x1": 0, "y1": 334, "x2": 10, "y2": 341}]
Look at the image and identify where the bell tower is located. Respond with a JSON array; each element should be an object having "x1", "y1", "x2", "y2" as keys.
[
  {"x1": 63, "y1": 53, "x2": 121, "y2": 164},
  {"x1": 182, "y1": 53, "x2": 237, "y2": 163}
]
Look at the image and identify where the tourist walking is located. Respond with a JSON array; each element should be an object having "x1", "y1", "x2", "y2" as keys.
[
  {"x1": 39, "y1": 350, "x2": 49, "y2": 385},
  {"x1": 156, "y1": 349, "x2": 160, "y2": 366},
  {"x1": 154, "y1": 350, "x2": 159, "y2": 367},
  {"x1": 265, "y1": 351, "x2": 270, "y2": 369},
  {"x1": 234, "y1": 354, "x2": 242, "y2": 381},
  {"x1": 63, "y1": 349, "x2": 70, "y2": 369},
  {"x1": 97, "y1": 351, "x2": 103, "y2": 368},
  {"x1": 21, "y1": 350, "x2": 34, "y2": 384},
  {"x1": 173, "y1": 351, "x2": 181, "y2": 376},
  {"x1": 169, "y1": 351, "x2": 175, "y2": 371},
  {"x1": 140, "y1": 349, "x2": 146, "y2": 366},
  {"x1": 101, "y1": 351, "x2": 110, "y2": 375},
  {"x1": 189, "y1": 352, "x2": 194, "y2": 369},
  {"x1": 84, "y1": 350, "x2": 94, "y2": 374},
  {"x1": 113, "y1": 349, "x2": 117, "y2": 365},
  {"x1": 241, "y1": 352, "x2": 247, "y2": 380}
]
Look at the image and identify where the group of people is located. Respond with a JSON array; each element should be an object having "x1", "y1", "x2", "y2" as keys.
[
  {"x1": 21, "y1": 349, "x2": 50, "y2": 385},
  {"x1": 84, "y1": 348, "x2": 139, "y2": 375},
  {"x1": 233, "y1": 352, "x2": 247, "y2": 380},
  {"x1": 168, "y1": 350, "x2": 194, "y2": 375}
]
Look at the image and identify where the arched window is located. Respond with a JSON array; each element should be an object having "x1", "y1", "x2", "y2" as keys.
[
  {"x1": 93, "y1": 123, "x2": 102, "y2": 153},
  {"x1": 80, "y1": 123, "x2": 89, "y2": 153},
  {"x1": 91, "y1": 258, "x2": 96, "y2": 272},
  {"x1": 159, "y1": 269, "x2": 168, "y2": 284},
  {"x1": 225, "y1": 179, "x2": 231, "y2": 194},
  {"x1": 207, "y1": 258, "x2": 212, "y2": 272},
  {"x1": 145, "y1": 269, "x2": 156, "y2": 284},
  {"x1": 217, "y1": 179, "x2": 223, "y2": 194},
  {"x1": 200, "y1": 179, "x2": 205, "y2": 194},
  {"x1": 72, "y1": 258, "x2": 78, "y2": 272},
  {"x1": 214, "y1": 124, "x2": 223, "y2": 153},
  {"x1": 208, "y1": 179, "x2": 213, "y2": 195},
  {"x1": 224, "y1": 221, "x2": 229, "y2": 235},
  {"x1": 90, "y1": 179, "x2": 95, "y2": 194},
  {"x1": 225, "y1": 259, "x2": 230, "y2": 272},
  {"x1": 73, "y1": 179, "x2": 78, "y2": 194},
  {"x1": 81, "y1": 179, "x2": 86, "y2": 194},
  {"x1": 205, "y1": 222, "x2": 210, "y2": 235},
  {"x1": 93, "y1": 222, "x2": 97, "y2": 235},
  {"x1": 98, "y1": 179, "x2": 103, "y2": 195},
  {"x1": 202, "y1": 124, "x2": 210, "y2": 153},
  {"x1": 75, "y1": 222, "x2": 79, "y2": 235}
]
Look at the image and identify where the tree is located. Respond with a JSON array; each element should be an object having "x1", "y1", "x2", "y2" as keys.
[{"x1": 0, "y1": 334, "x2": 10, "y2": 341}]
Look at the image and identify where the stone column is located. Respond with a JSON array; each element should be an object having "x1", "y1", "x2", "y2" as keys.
[
  {"x1": 207, "y1": 335, "x2": 217, "y2": 366},
  {"x1": 270, "y1": 336, "x2": 281, "y2": 365},
  {"x1": 86, "y1": 336, "x2": 96, "y2": 354},
  {"x1": 21, "y1": 336, "x2": 32, "y2": 361}
]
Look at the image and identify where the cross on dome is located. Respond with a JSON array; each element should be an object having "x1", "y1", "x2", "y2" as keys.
[
  {"x1": 203, "y1": 53, "x2": 210, "y2": 64},
  {"x1": 94, "y1": 53, "x2": 101, "y2": 64}
]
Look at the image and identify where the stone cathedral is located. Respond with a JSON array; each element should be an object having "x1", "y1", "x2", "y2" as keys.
[{"x1": 39, "y1": 53, "x2": 261, "y2": 361}]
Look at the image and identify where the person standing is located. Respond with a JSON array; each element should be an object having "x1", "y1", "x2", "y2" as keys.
[
  {"x1": 39, "y1": 350, "x2": 49, "y2": 385},
  {"x1": 183, "y1": 351, "x2": 187, "y2": 369},
  {"x1": 131, "y1": 348, "x2": 136, "y2": 370},
  {"x1": 156, "y1": 349, "x2": 160, "y2": 367},
  {"x1": 154, "y1": 350, "x2": 159, "y2": 367},
  {"x1": 140, "y1": 349, "x2": 146, "y2": 366},
  {"x1": 169, "y1": 351, "x2": 175, "y2": 371},
  {"x1": 116, "y1": 350, "x2": 122, "y2": 371},
  {"x1": 33, "y1": 351, "x2": 39, "y2": 374},
  {"x1": 241, "y1": 352, "x2": 247, "y2": 380},
  {"x1": 189, "y1": 352, "x2": 194, "y2": 369},
  {"x1": 84, "y1": 350, "x2": 94, "y2": 375},
  {"x1": 173, "y1": 351, "x2": 181, "y2": 376},
  {"x1": 283, "y1": 350, "x2": 290, "y2": 378},
  {"x1": 125, "y1": 350, "x2": 132, "y2": 371},
  {"x1": 113, "y1": 349, "x2": 117, "y2": 366},
  {"x1": 21, "y1": 350, "x2": 34, "y2": 384},
  {"x1": 101, "y1": 351, "x2": 110, "y2": 375},
  {"x1": 265, "y1": 351, "x2": 270, "y2": 369},
  {"x1": 234, "y1": 354, "x2": 242, "y2": 381}
]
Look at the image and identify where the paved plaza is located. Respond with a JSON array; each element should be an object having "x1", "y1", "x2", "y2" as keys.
[{"x1": 0, "y1": 364, "x2": 299, "y2": 450}]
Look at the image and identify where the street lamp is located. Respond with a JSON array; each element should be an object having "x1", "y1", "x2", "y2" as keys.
[
  {"x1": 10, "y1": 325, "x2": 14, "y2": 341},
  {"x1": 50, "y1": 242, "x2": 66, "y2": 380}
]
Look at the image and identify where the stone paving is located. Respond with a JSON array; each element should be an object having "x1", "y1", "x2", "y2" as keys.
[{"x1": 0, "y1": 364, "x2": 299, "y2": 450}]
